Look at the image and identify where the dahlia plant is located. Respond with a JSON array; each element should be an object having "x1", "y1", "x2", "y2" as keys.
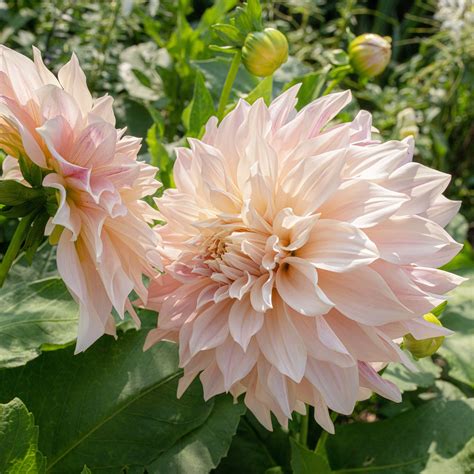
[{"x1": 0, "y1": 1, "x2": 471, "y2": 472}]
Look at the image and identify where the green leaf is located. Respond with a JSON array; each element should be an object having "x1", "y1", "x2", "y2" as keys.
[
  {"x1": 446, "y1": 213, "x2": 469, "y2": 244},
  {"x1": 245, "y1": 76, "x2": 273, "y2": 105},
  {"x1": 290, "y1": 438, "x2": 332, "y2": 474},
  {"x1": 212, "y1": 24, "x2": 245, "y2": 46},
  {"x1": 215, "y1": 413, "x2": 291, "y2": 474},
  {"x1": 18, "y1": 155, "x2": 43, "y2": 188},
  {"x1": 81, "y1": 466, "x2": 92, "y2": 474},
  {"x1": 0, "y1": 244, "x2": 78, "y2": 368},
  {"x1": 0, "y1": 325, "x2": 244, "y2": 473},
  {"x1": 0, "y1": 398, "x2": 46, "y2": 473},
  {"x1": 439, "y1": 268, "x2": 474, "y2": 387},
  {"x1": 283, "y1": 67, "x2": 330, "y2": 110},
  {"x1": 383, "y1": 354, "x2": 442, "y2": 392},
  {"x1": 326, "y1": 399, "x2": 474, "y2": 473},
  {"x1": 246, "y1": 0, "x2": 263, "y2": 31},
  {"x1": 185, "y1": 71, "x2": 216, "y2": 137},
  {"x1": 147, "y1": 395, "x2": 244, "y2": 473},
  {"x1": 0, "y1": 180, "x2": 43, "y2": 206}
]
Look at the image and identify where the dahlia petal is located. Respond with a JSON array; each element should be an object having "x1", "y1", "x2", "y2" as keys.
[
  {"x1": 281, "y1": 149, "x2": 346, "y2": 215},
  {"x1": 57, "y1": 53, "x2": 93, "y2": 116},
  {"x1": 305, "y1": 359, "x2": 358, "y2": 415},
  {"x1": 365, "y1": 216, "x2": 462, "y2": 265},
  {"x1": 319, "y1": 180, "x2": 409, "y2": 228},
  {"x1": 358, "y1": 361, "x2": 401, "y2": 402},
  {"x1": 257, "y1": 301, "x2": 307, "y2": 382},
  {"x1": 200, "y1": 361, "x2": 225, "y2": 401},
  {"x1": 319, "y1": 267, "x2": 413, "y2": 325},
  {"x1": 276, "y1": 257, "x2": 333, "y2": 316},
  {"x1": 216, "y1": 338, "x2": 259, "y2": 391},
  {"x1": 229, "y1": 295, "x2": 264, "y2": 351},
  {"x1": 386, "y1": 162, "x2": 451, "y2": 216},
  {"x1": 188, "y1": 301, "x2": 230, "y2": 356},
  {"x1": 91, "y1": 95, "x2": 116, "y2": 125},
  {"x1": 268, "y1": 83, "x2": 300, "y2": 131},
  {"x1": 298, "y1": 219, "x2": 378, "y2": 272},
  {"x1": 421, "y1": 195, "x2": 461, "y2": 228}
]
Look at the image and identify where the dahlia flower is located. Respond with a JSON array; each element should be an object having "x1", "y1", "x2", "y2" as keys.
[
  {"x1": 145, "y1": 85, "x2": 464, "y2": 431},
  {"x1": 0, "y1": 46, "x2": 161, "y2": 352}
]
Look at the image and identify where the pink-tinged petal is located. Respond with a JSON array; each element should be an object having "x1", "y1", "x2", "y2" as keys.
[
  {"x1": 344, "y1": 138, "x2": 413, "y2": 179},
  {"x1": 403, "y1": 318, "x2": 453, "y2": 339},
  {"x1": 257, "y1": 300, "x2": 307, "y2": 382},
  {"x1": 292, "y1": 312, "x2": 354, "y2": 367},
  {"x1": 57, "y1": 53, "x2": 93, "y2": 115},
  {"x1": 276, "y1": 257, "x2": 333, "y2": 316},
  {"x1": 0, "y1": 45, "x2": 44, "y2": 104},
  {"x1": 319, "y1": 267, "x2": 414, "y2": 325},
  {"x1": 70, "y1": 121, "x2": 117, "y2": 168},
  {"x1": 305, "y1": 358, "x2": 358, "y2": 415},
  {"x1": 32, "y1": 46, "x2": 60, "y2": 87},
  {"x1": 268, "y1": 83, "x2": 300, "y2": 131},
  {"x1": 273, "y1": 90, "x2": 352, "y2": 151},
  {"x1": 200, "y1": 361, "x2": 225, "y2": 401},
  {"x1": 319, "y1": 181, "x2": 409, "y2": 228},
  {"x1": 349, "y1": 110, "x2": 373, "y2": 143},
  {"x1": 266, "y1": 366, "x2": 292, "y2": 417},
  {"x1": 385, "y1": 162, "x2": 451, "y2": 216},
  {"x1": 37, "y1": 84, "x2": 82, "y2": 128},
  {"x1": 358, "y1": 361, "x2": 401, "y2": 402},
  {"x1": 405, "y1": 266, "x2": 467, "y2": 294},
  {"x1": 250, "y1": 272, "x2": 274, "y2": 313},
  {"x1": 372, "y1": 260, "x2": 445, "y2": 315},
  {"x1": 42, "y1": 173, "x2": 81, "y2": 238},
  {"x1": 216, "y1": 337, "x2": 259, "y2": 390},
  {"x1": 273, "y1": 208, "x2": 319, "y2": 251},
  {"x1": 91, "y1": 95, "x2": 116, "y2": 125},
  {"x1": 313, "y1": 391, "x2": 335, "y2": 434},
  {"x1": 229, "y1": 294, "x2": 264, "y2": 351},
  {"x1": 189, "y1": 301, "x2": 231, "y2": 356},
  {"x1": 365, "y1": 216, "x2": 462, "y2": 265},
  {"x1": 298, "y1": 219, "x2": 378, "y2": 272},
  {"x1": 421, "y1": 195, "x2": 461, "y2": 228},
  {"x1": 280, "y1": 149, "x2": 346, "y2": 215}
]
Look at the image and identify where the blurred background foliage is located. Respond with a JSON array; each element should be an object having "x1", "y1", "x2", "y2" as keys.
[{"x1": 1, "y1": 0, "x2": 472, "y2": 225}]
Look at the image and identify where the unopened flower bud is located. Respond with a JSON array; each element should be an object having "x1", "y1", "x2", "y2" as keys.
[
  {"x1": 349, "y1": 33, "x2": 391, "y2": 78},
  {"x1": 242, "y1": 28, "x2": 288, "y2": 77},
  {"x1": 403, "y1": 313, "x2": 445, "y2": 358},
  {"x1": 397, "y1": 108, "x2": 419, "y2": 139}
]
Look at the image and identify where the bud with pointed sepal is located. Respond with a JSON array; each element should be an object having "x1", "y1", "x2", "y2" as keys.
[
  {"x1": 349, "y1": 33, "x2": 391, "y2": 78},
  {"x1": 242, "y1": 28, "x2": 288, "y2": 77},
  {"x1": 403, "y1": 313, "x2": 446, "y2": 358}
]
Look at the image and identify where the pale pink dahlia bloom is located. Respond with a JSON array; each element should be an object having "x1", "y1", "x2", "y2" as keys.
[
  {"x1": 145, "y1": 86, "x2": 463, "y2": 431},
  {"x1": 0, "y1": 46, "x2": 161, "y2": 351}
]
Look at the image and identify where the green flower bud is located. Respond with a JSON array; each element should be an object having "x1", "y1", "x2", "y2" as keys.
[
  {"x1": 397, "y1": 108, "x2": 419, "y2": 139},
  {"x1": 242, "y1": 28, "x2": 288, "y2": 77},
  {"x1": 403, "y1": 313, "x2": 445, "y2": 359},
  {"x1": 349, "y1": 33, "x2": 391, "y2": 78}
]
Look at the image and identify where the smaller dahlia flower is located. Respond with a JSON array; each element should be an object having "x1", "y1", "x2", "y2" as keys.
[
  {"x1": 146, "y1": 85, "x2": 463, "y2": 431},
  {"x1": 0, "y1": 46, "x2": 161, "y2": 351}
]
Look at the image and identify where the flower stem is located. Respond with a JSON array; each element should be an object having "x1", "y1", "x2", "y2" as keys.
[
  {"x1": 217, "y1": 51, "x2": 242, "y2": 121},
  {"x1": 299, "y1": 409, "x2": 309, "y2": 447},
  {"x1": 0, "y1": 211, "x2": 37, "y2": 287},
  {"x1": 314, "y1": 412, "x2": 338, "y2": 455}
]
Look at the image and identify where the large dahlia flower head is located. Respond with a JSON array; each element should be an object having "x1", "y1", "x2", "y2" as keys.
[
  {"x1": 0, "y1": 46, "x2": 162, "y2": 351},
  {"x1": 146, "y1": 85, "x2": 464, "y2": 432}
]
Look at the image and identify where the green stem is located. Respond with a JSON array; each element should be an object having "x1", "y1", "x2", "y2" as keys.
[
  {"x1": 0, "y1": 211, "x2": 36, "y2": 287},
  {"x1": 217, "y1": 51, "x2": 242, "y2": 121},
  {"x1": 322, "y1": 78, "x2": 340, "y2": 96},
  {"x1": 299, "y1": 408, "x2": 309, "y2": 447},
  {"x1": 314, "y1": 412, "x2": 338, "y2": 455}
]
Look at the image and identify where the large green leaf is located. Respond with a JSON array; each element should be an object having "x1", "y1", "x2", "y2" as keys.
[
  {"x1": 326, "y1": 399, "x2": 474, "y2": 473},
  {"x1": 0, "y1": 324, "x2": 243, "y2": 473},
  {"x1": 439, "y1": 268, "x2": 474, "y2": 388},
  {"x1": 290, "y1": 438, "x2": 331, "y2": 474},
  {"x1": 215, "y1": 413, "x2": 291, "y2": 474},
  {"x1": 0, "y1": 245, "x2": 78, "y2": 369},
  {"x1": 0, "y1": 398, "x2": 46, "y2": 473}
]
